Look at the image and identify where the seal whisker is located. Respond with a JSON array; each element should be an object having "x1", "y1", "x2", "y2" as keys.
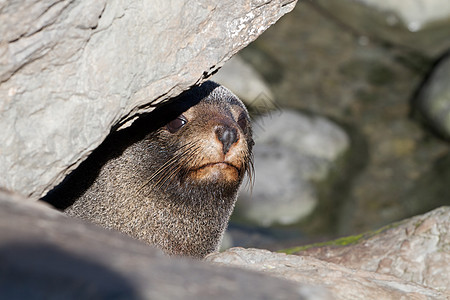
[
  {"x1": 151, "y1": 143, "x2": 201, "y2": 192},
  {"x1": 135, "y1": 142, "x2": 199, "y2": 195},
  {"x1": 242, "y1": 149, "x2": 255, "y2": 193}
]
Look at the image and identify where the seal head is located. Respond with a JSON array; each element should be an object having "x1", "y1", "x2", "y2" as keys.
[{"x1": 43, "y1": 81, "x2": 253, "y2": 258}]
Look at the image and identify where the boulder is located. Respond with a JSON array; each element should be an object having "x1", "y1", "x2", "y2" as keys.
[
  {"x1": 290, "y1": 206, "x2": 450, "y2": 295},
  {"x1": 0, "y1": 190, "x2": 322, "y2": 300},
  {"x1": 207, "y1": 247, "x2": 447, "y2": 300},
  {"x1": 0, "y1": 0, "x2": 297, "y2": 198},
  {"x1": 207, "y1": 207, "x2": 450, "y2": 299}
]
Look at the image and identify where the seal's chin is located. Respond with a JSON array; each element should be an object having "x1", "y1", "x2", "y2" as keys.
[{"x1": 188, "y1": 162, "x2": 240, "y2": 182}]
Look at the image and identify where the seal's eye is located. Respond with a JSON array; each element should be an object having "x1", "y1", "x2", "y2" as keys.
[
  {"x1": 166, "y1": 115, "x2": 187, "y2": 133},
  {"x1": 237, "y1": 112, "x2": 248, "y2": 132}
]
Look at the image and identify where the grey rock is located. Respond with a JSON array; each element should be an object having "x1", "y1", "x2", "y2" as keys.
[
  {"x1": 0, "y1": 189, "x2": 314, "y2": 300},
  {"x1": 207, "y1": 247, "x2": 447, "y2": 300},
  {"x1": 0, "y1": 0, "x2": 297, "y2": 198},
  {"x1": 416, "y1": 55, "x2": 450, "y2": 139},
  {"x1": 291, "y1": 206, "x2": 450, "y2": 296},
  {"x1": 208, "y1": 208, "x2": 450, "y2": 299},
  {"x1": 315, "y1": 0, "x2": 450, "y2": 57},
  {"x1": 235, "y1": 110, "x2": 349, "y2": 226}
]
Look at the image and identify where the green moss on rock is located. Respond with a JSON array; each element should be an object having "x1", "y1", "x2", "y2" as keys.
[{"x1": 280, "y1": 221, "x2": 402, "y2": 255}]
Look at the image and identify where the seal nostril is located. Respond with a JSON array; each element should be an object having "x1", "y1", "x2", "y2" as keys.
[{"x1": 216, "y1": 126, "x2": 238, "y2": 154}]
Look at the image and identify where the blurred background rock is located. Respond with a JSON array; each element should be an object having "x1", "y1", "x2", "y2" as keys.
[{"x1": 213, "y1": 0, "x2": 450, "y2": 251}]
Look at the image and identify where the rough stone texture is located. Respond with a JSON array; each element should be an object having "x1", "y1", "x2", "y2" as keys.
[
  {"x1": 208, "y1": 248, "x2": 447, "y2": 299},
  {"x1": 0, "y1": 0, "x2": 297, "y2": 198},
  {"x1": 415, "y1": 55, "x2": 450, "y2": 140},
  {"x1": 294, "y1": 206, "x2": 450, "y2": 295},
  {"x1": 314, "y1": 0, "x2": 450, "y2": 57},
  {"x1": 208, "y1": 207, "x2": 450, "y2": 299},
  {"x1": 0, "y1": 190, "x2": 321, "y2": 300},
  {"x1": 235, "y1": 109, "x2": 349, "y2": 227}
]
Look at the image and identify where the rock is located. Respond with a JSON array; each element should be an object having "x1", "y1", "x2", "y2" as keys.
[
  {"x1": 209, "y1": 208, "x2": 450, "y2": 299},
  {"x1": 0, "y1": 189, "x2": 319, "y2": 300},
  {"x1": 0, "y1": 0, "x2": 297, "y2": 198},
  {"x1": 207, "y1": 247, "x2": 447, "y2": 299},
  {"x1": 289, "y1": 206, "x2": 450, "y2": 295},
  {"x1": 415, "y1": 55, "x2": 450, "y2": 140},
  {"x1": 314, "y1": 0, "x2": 450, "y2": 57},
  {"x1": 212, "y1": 55, "x2": 275, "y2": 107},
  {"x1": 235, "y1": 109, "x2": 349, "y2": 227}
]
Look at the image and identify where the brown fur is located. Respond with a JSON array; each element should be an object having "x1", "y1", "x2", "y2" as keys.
[{"x1": 42, "y1": 81, "x2": 253, "y2": 258}]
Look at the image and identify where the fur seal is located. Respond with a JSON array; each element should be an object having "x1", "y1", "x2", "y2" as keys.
[{"x1": 42, "y1": 81, "x2": 253, "y2": 258}]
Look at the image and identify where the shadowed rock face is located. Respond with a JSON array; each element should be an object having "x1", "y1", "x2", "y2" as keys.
[
  {"x1": 0, "y1": 0, "x2": 297, "y2": 198},
  {"x1": 0, "y1": 190, "x2": 318, "y2": 300}
]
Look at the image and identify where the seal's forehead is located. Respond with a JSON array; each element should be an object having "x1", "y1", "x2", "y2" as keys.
[
  {"x1": 167, "y1": 81, "x2": 248, "y2": 118},
  {"x1": 204, "y1": 85, "x2": 247, "y2": 111}
]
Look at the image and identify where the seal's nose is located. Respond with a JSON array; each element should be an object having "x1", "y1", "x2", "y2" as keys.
[{"x1": 215, "y1": 125, "x2": 238, "y2": 154}]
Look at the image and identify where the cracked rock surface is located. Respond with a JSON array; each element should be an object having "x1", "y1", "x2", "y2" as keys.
[
  {"x1": 0, "y1": 0, "x2": 297, "y2": 198},
  {"x1": 207, "y1": 207, "x2": 450, "y2": 300}
]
